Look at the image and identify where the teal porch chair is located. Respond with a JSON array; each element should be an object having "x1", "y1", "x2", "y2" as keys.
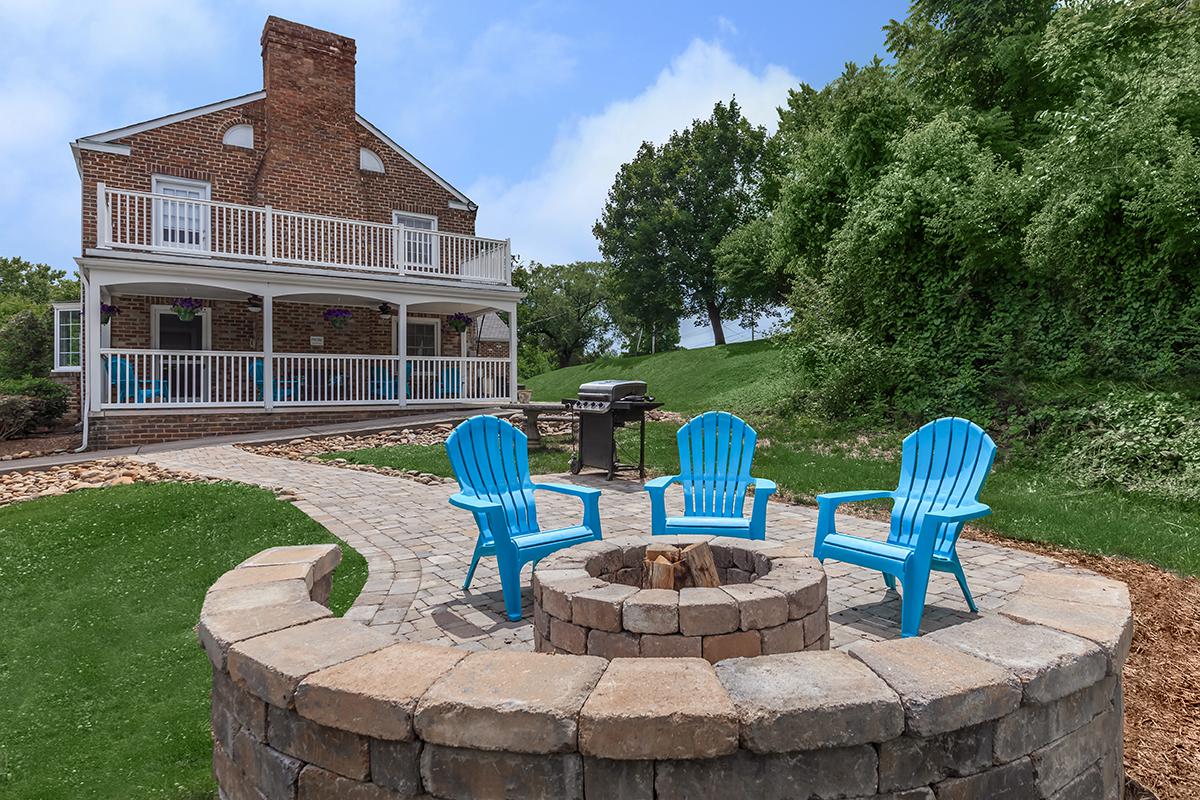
[
  {"x1": 645, "y1": 411, "x2": 776, "y2": 540},
  {"x1": 445, "y1": 415, "x2": 603, "y2": 621},
  {"x1": 106, "y1": 354, "x2": 168, "y2": 403},
  {"x1": 813, "y1": 417, "x2": 997, "y2": 638}
]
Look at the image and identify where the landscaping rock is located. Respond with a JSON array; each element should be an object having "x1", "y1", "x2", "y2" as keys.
[{"x1": 0, "y1": 457, "x2": 218, "y2": 507}]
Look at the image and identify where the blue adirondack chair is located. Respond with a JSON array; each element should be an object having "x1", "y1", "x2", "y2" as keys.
[
  {"x1": 369, "y1": 363, "x2": 402, "y2": 400},
  {"x1": 106, "y1": 355, "x2": 168, "y2": 403},
  {"x1": 249, "y1": 359, "x2": 302, "y2": 402},
  {"x1": 446, "y1": 415, "x2": 603, "y2": 621},
  {"x1": 645, "y1": 411, "x2": 776, "y2": 540},
  {"x1": 813, "y1": 417, "x2": 997, "y2": 638}
]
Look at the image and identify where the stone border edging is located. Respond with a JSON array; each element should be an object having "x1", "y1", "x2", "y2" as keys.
[{"x1": 200, "y1": 541, "x2": 1130, "y2": 800}]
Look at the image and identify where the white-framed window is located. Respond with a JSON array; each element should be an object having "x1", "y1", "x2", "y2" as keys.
[
  {"x1": 405, "y1": 318, "x2": 440, "y2": 357},
  {"x1": 53, "y1": 302, "x2": 82, "y2": 372},
  {"x1": 393, "y1": 211, "x2": 438, "y2": 269},
  {"x1": 222, "y1": 124, "x2": 254, "y2": 149},
  {"x1": 153, "y1": 175, "x2": 211, "y2": 251},
  {"x1": 360, "y1": 148, "x2": 385, "y2": 173}
]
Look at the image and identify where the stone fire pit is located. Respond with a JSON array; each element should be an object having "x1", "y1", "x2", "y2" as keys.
[{"x1": 531, "y1": 536, "x2": 829, "y2": 661}]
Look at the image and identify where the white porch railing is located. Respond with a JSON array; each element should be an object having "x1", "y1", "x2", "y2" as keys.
[
  {"x1": 99, "y1": 349, "x2": 262, "y2": 408},
  {"x1": 96, "y1": 184, "x2": 512, "y2": 284},
  {"x1": 98, "y1": 349, "x2": 512, "y2": 409}
]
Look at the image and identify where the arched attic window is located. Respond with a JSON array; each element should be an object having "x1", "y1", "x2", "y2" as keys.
[
  {"x1": 222, "y1": 124, "x2": 254, "y2": 149},
  {"x1": 360, "y1": 148, "x2": 385, "y2": 173}
]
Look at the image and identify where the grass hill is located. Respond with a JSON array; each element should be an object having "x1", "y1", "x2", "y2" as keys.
[
  {"x1": 521, "y1": 340, "x2": 1200, "y2": 578},
  {"x1": 525, "y1": 339, "x2": 786, "y2": 414}
]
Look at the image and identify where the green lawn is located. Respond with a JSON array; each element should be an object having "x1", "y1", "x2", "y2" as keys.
[
  {"x1": 336, "y1": 342, "x2": 1200, "y2": 578},
  {"x1": 0, "y1": 482, "x2": 367, "y2": 800}
]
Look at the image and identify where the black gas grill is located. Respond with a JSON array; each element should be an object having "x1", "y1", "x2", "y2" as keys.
[{"x1": 563, "y1": 380, "x2": 662, "y2": 480}]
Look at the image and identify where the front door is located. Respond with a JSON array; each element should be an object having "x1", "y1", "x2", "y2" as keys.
[{"x1": 155, "y1": 308, "x2": 209, "y2": 403}]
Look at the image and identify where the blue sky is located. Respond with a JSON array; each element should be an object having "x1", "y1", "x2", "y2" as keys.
[{"x1": 0, "y1": 0, "x2": 906, "y2": 346}]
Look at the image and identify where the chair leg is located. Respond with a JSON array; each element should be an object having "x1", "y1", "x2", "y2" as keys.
[
  {"x1": 883, "y1": 573, "x2": 897, "y2": 591},
  {"x1": 949, "y1": 560, "x2": 978, "y2": 613},
  {"x1": 498, "y1": 561, "x2": 524, "y2": 622},
  {"x1": 462, "y1": 542, "x2": 485, "y2": 591},
  {"x1": 899, "y1": 567, "x2": 931, "y2": 638}
]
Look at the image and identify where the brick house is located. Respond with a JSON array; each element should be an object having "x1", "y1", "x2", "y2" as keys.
[{"x1": 54, "y1": 17, "x2": 520, "y2": 448}]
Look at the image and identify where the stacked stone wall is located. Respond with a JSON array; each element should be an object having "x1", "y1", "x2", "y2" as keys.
[{"x1": 201, "y1": 542, "x2": 1130, "y2": 800}]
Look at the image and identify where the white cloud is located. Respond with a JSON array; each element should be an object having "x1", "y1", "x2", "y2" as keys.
[{"x1": 468, "y1": 39, "x2": 796, "y2": 264}]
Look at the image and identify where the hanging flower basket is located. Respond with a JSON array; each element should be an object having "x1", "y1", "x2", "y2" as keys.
[
  {"x1": 100, "y1": 303, "x2": 120, "y2": 325},
  {"x1": 448, "y1": 311, "x2": 472, "y2": 334},
  {"x1": 171, "y1": 297, "x2": 203, "y2": 322},
  {"x1": 324, "y1": 308, "x2": 352, "y2": 330}
]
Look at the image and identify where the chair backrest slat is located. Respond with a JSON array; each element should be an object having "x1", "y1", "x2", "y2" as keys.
[
  {"x1": 677, "y1": 411, "x2": 758, "y2": 519},
  {"x1": 889, "y1": 417, "x2": 996, "y2": 556},
  {"x1": 446, "y1": 415, "x2": 539, "y2": 537}
]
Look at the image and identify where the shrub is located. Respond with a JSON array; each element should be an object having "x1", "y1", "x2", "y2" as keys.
[
  {"x1": 0, "y1": 308, "x2": 53, "y2": 380},
  {"x1": 0, "y1": 396, "x2": 35, "y2": 440},
  {"x1": 0, "y1": 377, "x2": 68, "y2": 431}
]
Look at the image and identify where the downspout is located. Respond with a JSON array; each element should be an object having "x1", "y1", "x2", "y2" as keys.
[{"x1": 73, "y1": 273, "x2": 90, "y2": 453}]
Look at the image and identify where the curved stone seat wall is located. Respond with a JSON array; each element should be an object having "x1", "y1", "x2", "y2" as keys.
[{"x1": 199, "y1": 541, "x2": 1130, "y2": 800}]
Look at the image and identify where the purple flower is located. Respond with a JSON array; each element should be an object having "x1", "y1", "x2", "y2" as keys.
[
  {"x1": 448, "y1": 311, "x2": 473, "y2": 327},
  {"x1": 171, "y1": 297, "x2": 204, "y2": 312},
  {"x1": 323, "y1": 308, "x2": 353, "y2": 321},
  {"x1": 100, "y1": 303, "x2": 121, "y2": 317}
]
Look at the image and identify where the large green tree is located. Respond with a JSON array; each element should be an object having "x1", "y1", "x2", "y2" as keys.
[
  {"x1": 771, "y1": 0, "x2": 1200, "y2": 418},
  {"x1": 595, "y1": 99, "x2": 772, "y2": 345},
  {"x1": 513, "y1": 260, "x2": 613, "y2": 371}
]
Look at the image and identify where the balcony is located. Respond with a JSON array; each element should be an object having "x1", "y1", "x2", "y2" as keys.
[{"x1": 94, "y1": 183, "x2": 512, "y2": 285}]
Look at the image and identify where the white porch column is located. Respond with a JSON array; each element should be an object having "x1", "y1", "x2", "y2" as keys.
[
  {"x1": 262, "y1": 294, "x2": 274, "y2": 411},
  {"x1": 507, "y1": 302, "x2": 518, "y2": 402},
  {"x1": 85, "y1": 275, "x2": 103, "y2": 412},
  {"x1": 397, "y1": 301, "x2": 408, "y2": 407}
]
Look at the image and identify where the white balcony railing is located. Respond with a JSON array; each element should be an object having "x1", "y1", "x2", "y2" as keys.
[
  {"x1": 96, "y1": 184, "x2": 512, "y2": 284},
  {"x1": 98, "y1": 349, "x2": 512, "y2": 409}
]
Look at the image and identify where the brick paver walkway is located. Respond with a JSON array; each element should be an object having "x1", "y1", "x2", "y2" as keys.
[{"x1": 141, "y1": 444, "x2": 1073, "y2": 651}]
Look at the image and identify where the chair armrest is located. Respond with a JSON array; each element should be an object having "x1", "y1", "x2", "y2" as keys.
[
  {"x1": 816, "y1": 489, "x2": 893, "y2": 508},
  {"x1": 815, "y1": 490, "x2": 893, "y2": 552},
  {"x1": 449, "y1": 493, "x2": 503, "y2": 513},
  {"x1": 923, "y1": 502, "x2": 991, "y2": 525},
  {"x1": 913, "y1": 503, "x2": 992, "y2": 561},
  {"x1": 644, "y1": 475, "x2": 679, "y2": 492},
  {"x1": 533, "y1": 483, "x2": 602, "y2": 536},
  {"x1": 533, "y1": 482, "x2": 600, "y2": 500},
  {"x1": 752, "y1": 477, "x2": 777, "y2": 496}
]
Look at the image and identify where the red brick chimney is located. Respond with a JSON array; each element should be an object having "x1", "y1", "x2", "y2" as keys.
[{"x1": 256, "y1": 17, "x2": 360, "y2": 215}]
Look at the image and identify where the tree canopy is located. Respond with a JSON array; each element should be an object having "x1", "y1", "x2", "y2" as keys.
[{"x1": 594, "y1": 99, "x2": 773, "y2": 345}]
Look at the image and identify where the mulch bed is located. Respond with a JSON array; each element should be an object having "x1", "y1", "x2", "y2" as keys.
[
  {"x1": 0, "y1": 430, "x2": 81, "y2": 461},
  {"x1": 965, "y1": 528, "x2": 1198, "y2": 800}
]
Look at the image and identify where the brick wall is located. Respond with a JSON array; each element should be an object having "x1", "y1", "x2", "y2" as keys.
[
  {"x1": 88, "y1": 406, "x2": 460, "y2": 449},
  {"x1": 103, "y1": 295, "x2": 482, "y2": 356},
  {"x1": 79, "y1": 16, "x2": 476, "y2": 253},
  {"x1": 49, "y1": 372, "x2": 82, "y2": 425}
]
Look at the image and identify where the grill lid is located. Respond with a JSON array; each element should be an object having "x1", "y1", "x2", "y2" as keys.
[{"x1": 578, "y1": 379, "x2": 647, "y2": 401}]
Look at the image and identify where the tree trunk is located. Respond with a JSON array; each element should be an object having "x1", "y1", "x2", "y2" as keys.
[{"x1": 706, "y1": 299, "x2": 726, "y2": 345}]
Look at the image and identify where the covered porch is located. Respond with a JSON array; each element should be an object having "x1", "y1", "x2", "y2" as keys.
[{"x1": 82, "y1": 268, "x2": 518, "y2": 414}]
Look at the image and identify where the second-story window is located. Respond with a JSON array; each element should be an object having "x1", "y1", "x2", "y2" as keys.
[
  {"x1": 153, "y1": 176, "x2": 210, "y2": 252},
  {"x1": 394, "y1": 212, "x2": 438, "y2": 270}
]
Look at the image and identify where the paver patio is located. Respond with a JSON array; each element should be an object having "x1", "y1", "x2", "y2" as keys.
[{"x1": 142, "y1": 444, "x2": 1079, "y2": 650}]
